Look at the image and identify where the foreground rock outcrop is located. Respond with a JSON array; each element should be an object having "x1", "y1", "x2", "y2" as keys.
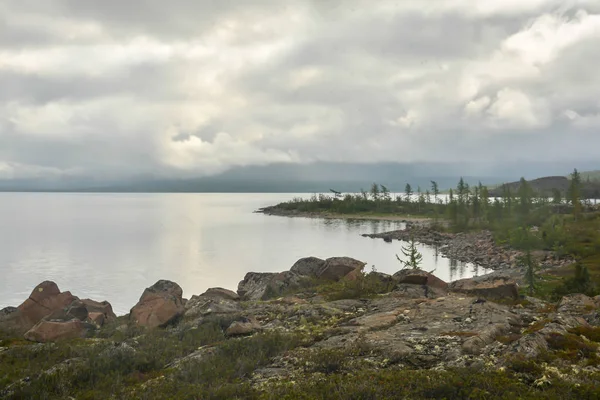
[{"x1": 2, "y1": 263, "x2": 599, "y2": 399}]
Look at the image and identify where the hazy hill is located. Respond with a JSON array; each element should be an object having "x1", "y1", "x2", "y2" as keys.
[
  {"x1": 580, "y1": 170, "x2": 600, "y2": 182},
  {"x1": 489, "y1": 175, "x2": 600, "y2": 199},
  {"x1": 1, "y1": 161, "x2": 600, "y2": 193}
]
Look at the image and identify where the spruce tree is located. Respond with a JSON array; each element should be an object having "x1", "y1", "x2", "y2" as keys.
[{"x1": 405, "y1": 183, "x2": 413, "y2": 203}]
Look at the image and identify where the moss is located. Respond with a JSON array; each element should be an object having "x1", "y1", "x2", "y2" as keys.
[{"x1": 317, "y1": 271, "x2": 395, "y2": 301}]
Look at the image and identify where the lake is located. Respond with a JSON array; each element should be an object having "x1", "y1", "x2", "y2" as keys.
[{"x1": 0, "y1": 193, "x2": 490, "y2": 314}]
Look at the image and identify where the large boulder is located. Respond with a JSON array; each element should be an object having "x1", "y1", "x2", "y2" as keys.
[
  {"x1": 393, "y1": 269, "x2": 448, "y2": 291},
  {"x1": 290, "y1": 257, "x2": 326, "y2": 278},
  {"x1": 24, "y1": 319, "x2": 88, "y2": 343},
  {"x1": 317, "y1": 257, "x2": 366, "y2": 281},
  {"x1": 449, "y1": 276, "x2": 519, "y2": 300},
  {"x1": 130, "y1": 280, "x2": 185, "y2": 328},
  {"x1": 0, "y1": 281, "x2": 78, "y2": 334},
  {"x1": 237, "y1": 271, "x2": 308, "y2": 301},
  {"x1": 199, "y1": 287, "x2": 240, "y2": 302}
]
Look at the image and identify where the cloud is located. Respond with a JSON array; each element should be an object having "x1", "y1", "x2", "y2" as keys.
[{"x1": 0, "y1": 0, "x2": 599, "y2": 180}]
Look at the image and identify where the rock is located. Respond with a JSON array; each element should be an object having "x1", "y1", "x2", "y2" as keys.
[
  {"x1": 367, "y1": 271, "x2": 394, "y2": 286},
  {"x1": 185, "y1": 296, "x2": 242, "y2": 319},
  {"x1": 290, "y1": 257, "x2": 326, "y2": 278},
  {"x1": 63, "y1": 300, "x2": 89, "y2": 321},
  {"x1": 237, "y1": 271, "x2": 308, "y2": 301},
  {"x1": 80, "y1": 299, "x2": 117, "y2": 324},
  {"x1": 24, "y1": 319, "x2": 87, "y2": 343},
  {"x1": 511, "y1": 322, "x2": 569, "y2": 358},
  {"x1": 88, "y1": 312, "x2": 105, "y2": 326},
  {"x1": 130, "y1": 280, "x2": 185, "y2": 328},
  {"x1": 317, "y1": 257, "x2": 366, "y2": 281},
  {"x1": 449, "y1": 276, "x2": 519, "y2": 300},
  {"x1": 199, "y1": 287, "x2": 240, "y2": 301},
  {"x1": 594, "y1": 295, "x2": 600, "y2": 309},
  {"x1": 462, "y1": 323, "x2": 510, "y2": 355},
  {"x1": 348, "y1": 311, "x2": 401, "y2": 332},
  {"x1": 558, "y1": 294, "x2": 597, "y2": 314},
  {"x1": 393, "y1": 270, "x2": 449, "y2": 291},
  {"x1": 226, "y1": 318, "x2": 262, "y2": 336},
  {"x1": 167, "y1": 346, "x2": 218, "y2": 369},
  {"x1": 394, "y1": 284, "x2": 444, "y2": 299},
  {"x1": 237, "y1": 272, "x2": 278, "y2": 300}
]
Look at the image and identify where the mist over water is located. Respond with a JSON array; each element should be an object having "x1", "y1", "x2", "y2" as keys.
[{"x1": 0, "y1": 193, "x2": 490, "y2": 314}]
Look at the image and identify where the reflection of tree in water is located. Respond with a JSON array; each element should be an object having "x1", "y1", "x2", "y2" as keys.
[
  {"x1": 370, "y1": 220, "x2": 380, "y2": 234},
  {"x1": 449, "y1": 258, "x2": 458, "y2": 281},
  {"x1": 449, "y1": 258, "x2": 468, "y2": 280}
]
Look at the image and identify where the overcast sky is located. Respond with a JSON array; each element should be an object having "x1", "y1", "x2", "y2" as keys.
[{"x1": 1, "y1": 0, "x2": 599, "y2": 180}]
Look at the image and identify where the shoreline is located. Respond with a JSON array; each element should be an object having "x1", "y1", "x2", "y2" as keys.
[
  {"x1": 256, "y1": 208, "x2": 432, "y2": 223},
  {"x1": 257, "y1": 206, "x2": 574, "y2": 281}
]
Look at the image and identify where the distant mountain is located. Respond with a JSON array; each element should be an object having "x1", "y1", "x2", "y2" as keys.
[
  {"x1": 489, "y1": 175, "x2": 600, "y2": 199},
  {"x1": 1, "y1": 161, "x2": 599, "y2": 193}
]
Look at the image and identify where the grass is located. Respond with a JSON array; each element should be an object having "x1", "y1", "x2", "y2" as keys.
[
  {"x1": 1, "y1": 315, "x2": 304, "y2": 400},
  {"x1": 316, "y1": 270, "x2": 396, "y2": 301},
  {"x1": 257, "y1": 367, "x2": 600, "y2": 400}
]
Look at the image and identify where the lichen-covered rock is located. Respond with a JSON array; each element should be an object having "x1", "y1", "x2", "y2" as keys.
[
  {"x1": 462, "y1": 323, "x2": 510, "y2": 355},
  {"x1": 237, "y1": 271, "x2": 308, "y2": 301},
  {"x1": 290, "y1": 257, "x2": 326, "y2": 278},
  {"x1": 558, "y1": 294, "x2": 597, "y2": 314},
  {"x1": 393, "y1": 270, "x2": 449, "y2": 291},
  {"x1": 318, "y1": 257, "x2": 366, "y2": 281},
  {"x1": 130, "y1": 280, "x2": 185, "y2": 328},
  {"x1": 226, "y1": 318, "x2": 262, "y2": 336},
  {"x1": 185, "y1": 296, "x2": 242, "y2": 319},
  {"x1": 449, "y1": 276, "x2": 519, "y2": 300},
  {"x1": 199, "y1": 287, "x2": 240, "y2": 301}
]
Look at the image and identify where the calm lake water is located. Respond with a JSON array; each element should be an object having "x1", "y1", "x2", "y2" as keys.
[{"x1": 0, "y1": 193, "x2": 490, "y2": 314}]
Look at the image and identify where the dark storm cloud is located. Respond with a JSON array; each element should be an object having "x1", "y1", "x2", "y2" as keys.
[{"x1": 0, "y1": 0, "x2": 599, "y2": 179}]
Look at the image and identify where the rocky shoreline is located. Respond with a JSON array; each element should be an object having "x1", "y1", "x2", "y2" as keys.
[
  {"x1": 364, "y1": 226, "x2": 575, "y2": 279},
  {"x1": 1, "y1": 253, "x2": 600, "y2": 398}
]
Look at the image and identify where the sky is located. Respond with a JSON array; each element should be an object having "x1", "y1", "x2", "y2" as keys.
[{"x1": 1, "y1": 0, "x2": 599, "y2": 182}]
